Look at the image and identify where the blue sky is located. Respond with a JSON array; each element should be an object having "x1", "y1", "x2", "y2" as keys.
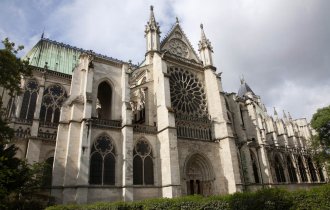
[{"x1": 1, "y1": 0, "x2": 330, "y2": 121}]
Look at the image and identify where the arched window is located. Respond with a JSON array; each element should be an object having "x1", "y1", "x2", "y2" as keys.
[
  {"x1": 42, "y1": 157, "x2": 54, "y2": 187},
  {"x1": 40, "y1": 84, "x2": 67, "y2": 123},
  {"x1": 133, "y1": 139, "x2": 154, "y2": 185},
  {"x1": 20, "y1": 80, "x2": 38, "y2": 120},
  {"x1": 307, "y1": 157, "x2": 317, "y2": 182},
  {"x1": 97, "y1": 81, "x2": 112, "y2": 120},
  {"x1": 317, "y1": 163, "x2": 325, "y2": 182},
  {"x1": 274, "y1": 154, "x2": 286, "y2": 183},
  {"x1": 250, "y1": 150, "x2": 260, "y2": 183},
  {"x1": 6, "y1": 96, "x2": 16, "y2": 119},
  {"x1": 287, "y1": 156, "x2": 298, "y2": 183},
  {"x1": 298, "y1": 156, "x2": 308, "y2": 182},
  {"x1": 89, "y1": 135, "x2": 116, "y2": 185}
]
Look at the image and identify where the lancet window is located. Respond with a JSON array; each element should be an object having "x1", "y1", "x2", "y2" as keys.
[
  {"x1": 250, "y1": 150, "x2": 260, "y2": 183},
  {"x1": 133, "y1": 139, "x2": 154, "y2": 185},
  {"x1": 97, "y1": 81, "x2": 112, "y2": 120},
  {"x1": 307, "y1": 157, "x2": 318, "y2": 182},
  {"x1": 20, "y1": 79, "x2": 39, "y2": 120},
  {"x1": 40, "y1": 84, "x2": 67, "y2": 123},
  {"x1": 6, "y1": 97, "x2": 16, "y2": 118},
  {"x1": 287, "y1": 156, "x2": 298, "y2": 183},
  {"x1": 274, "y1": 154, "x2": 286, "y2": 183},
  {"x1": 89, "y1": 135, "x2": 116, "y2": 185},
  {"x1": 298, "y1": 156, "x2": 308, "y2": 182}
]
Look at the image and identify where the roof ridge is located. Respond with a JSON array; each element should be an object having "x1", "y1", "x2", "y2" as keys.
[{"x1": 41, "y1": 38, "x2": 126, "y2": 64}]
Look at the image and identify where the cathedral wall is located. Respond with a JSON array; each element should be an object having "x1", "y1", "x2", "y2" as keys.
[
  {"x1": 177, "y1": 139, "x2": 224, "y2": 195},
  {"x1": 87, "y1": 188, "x2": 122, "y2": 203},
  {"x1": 91, "y1": 62, "x2": 122, "y2": 120}
]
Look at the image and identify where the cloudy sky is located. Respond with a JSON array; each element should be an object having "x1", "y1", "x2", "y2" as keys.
[{"x1": 0, "y1": 0, "x2": 329, "y2": 121}]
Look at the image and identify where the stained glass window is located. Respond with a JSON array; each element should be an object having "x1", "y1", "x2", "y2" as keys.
[
  {"x1": 40, "y1": 84, "x2": 67, "y2": 123},
  {"x1": 287, "y1": 156, "x2": 298, "y2": 183},
  {"x1": 133, "y1": 139, "x2": 154, "y2": 185},
  {"x1": 274, "y1": 154, "x2": 286, "y2": 183},
  {"x1": 250, "y1": 150, "x2": 260, "y2": 183},
  {"x1": 89, "y1": 135, "x2": 116, "y2": 185},
  {"x1": 20, "y1": 80, "x2": 39, "y2": 120},
  {"x1": 298, "y1": 156, "x2": 308, "y2": 182}
]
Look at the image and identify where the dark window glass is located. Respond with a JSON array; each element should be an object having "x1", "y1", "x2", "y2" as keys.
[
  {"x1": 89, "y1": 135, "x2": 116, "y2": 185},
  {"x1": 103, "y1": 153, "x2": 115, "y2": 185},
  {"x1": 144, "y1": 156, "x2": 154, "y2": 185},
  {"x1": 298, "y1": 156, "x2": 308, "y2": 182},
  {"x1": 307, "y1": 157, "x2": 318, "y2": 182},
  {"x1": 317, "y1": 164, "x2": 325, "y2": 182},
  {"x1": 250, "y1": 151, "x2": 260, "y2": 183},
  {"x1": 274, "y1": 155, "x2": 286, "y2": 183},
  {"x1": 42, "y1": 157, "x2": 54, "y2": 187},
  {"x1": 133, "y1": 156, "x2": 143, "y2": 185},
  {"x1": 133, "y1": 139, "x2": 154, "y2": 185},
  {"x1": 40, "y1": 84, "x2": 67, "y2": 123},
  {"x1": 287, "y1": 156, "x2": 298, "y2": 183},
  {"x1": 20, "y1": 80, "x2": 38, "y2": 119},
  {"x1": 90, "y1": 153, "x2": 103, "y2": 184}
]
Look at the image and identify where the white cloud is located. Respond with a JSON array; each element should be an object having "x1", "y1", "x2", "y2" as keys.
[{"x1": 1, "y1": 0, "x2": 329, "y2": 122}]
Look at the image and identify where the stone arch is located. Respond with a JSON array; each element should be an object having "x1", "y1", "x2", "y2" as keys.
[
  {"x1": 249, "y1": 149, "x2": 260, "y2": 183},
  {"x1": 20, "y1": 79, "x2": 39, "y2": 120},
  {"x1": 184, "y1": 153, "x2": 215, "y2": 196},
  {"x1": 96, "y1": 79, "x2": 114, "y2": 120}
]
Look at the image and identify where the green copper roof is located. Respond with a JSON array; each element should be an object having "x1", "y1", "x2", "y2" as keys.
[{"x1": 24, "y1": 38, "x2": 125, "y2": 75}]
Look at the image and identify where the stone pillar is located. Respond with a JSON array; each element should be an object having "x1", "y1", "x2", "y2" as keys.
[
  {"x1": 257, "y1": 145, "x2": 273, "y2": 184},
  {"x1": 31, "y1": 75, "x2": 45, "y2": 137},
  {"x1": 121, "y1": 64, "x2": 134, "y2": 201},
  {"x1": 15, "y1": 78, "x2": 28, "y2": 119},
  {"x1": 25, "y1": 138, "x2": 42, "y2": 164},
  {"x1": 204, "y1": 68, "x2": 242, "y2": 193},
  {"x1": 153, "y1": 53, "x2": 181, "y2": 197}
]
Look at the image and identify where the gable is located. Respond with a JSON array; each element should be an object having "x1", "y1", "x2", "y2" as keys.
[{"x1": 161, "y1": 24, "x2": 201, "y2": 62}]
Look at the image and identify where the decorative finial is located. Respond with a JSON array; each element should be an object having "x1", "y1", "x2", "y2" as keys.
[
  {"x1": 176, "y1": 17, "x2": 179, "y2": 24},
  {"x1": 150, "y1": 5, "x2": 153, "y2": 11},
  {"x1": 41, "y1": 27, "x2": 45, "y2": 39},
  {"x1": 240, "y1": 75, "x2": 245, "y2": 84},
  {"x1": 274, "y1": 107, "x2": 278, "y2": 116},
  {"x1": 198, "y1": 23, "x2": 213, "y2": 52},
  {"x1": 288, "y1": 112, "x2": 292, "y2": 120},
  {"x1": 200, "y1": 23, "x2": 203, "y2": 29},
  {"x1": 283, "y1": 110, "x2": 287, "y2": 119}
]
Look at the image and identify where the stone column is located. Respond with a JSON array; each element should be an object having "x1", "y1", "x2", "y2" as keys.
[
  {"x1": 121, "y1": 64, "x2": 134, "y2": 201},
  {"x1": 25, "y1": 137, "x2": 42, "y2": 164},
  {"x1": 153, "y1": 53, "x2": 181, "y2": 197},
  {"x1": 204, "y1": 68, "x2": 242, "y2": 193}
]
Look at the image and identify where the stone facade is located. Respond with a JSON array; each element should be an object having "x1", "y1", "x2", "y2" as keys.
[{"x1": 1, "y1": 6, "x2": 328, "y2": 204}]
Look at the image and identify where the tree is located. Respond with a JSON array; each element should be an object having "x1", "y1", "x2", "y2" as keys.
[
  {"x1": 0, "y1": 38, "x2": 45, "y2": 209},
  {"x1": 310, "y1": 105, "x2": 330, "y2": 174}
]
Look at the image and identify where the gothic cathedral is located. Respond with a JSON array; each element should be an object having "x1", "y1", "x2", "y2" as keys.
[{"x1": 1, "y1": 6, "x2": 327, "y2": 204}]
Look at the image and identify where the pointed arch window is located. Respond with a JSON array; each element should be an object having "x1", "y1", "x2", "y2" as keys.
[
  {"x1": 274, "y1": 154, "x2": 286, "y2": 183},
  {"x1": 97, "y1": 81, "x2": 112, "y2": 120},
  {"x1": 307, "y1": 157, "x2": 317, "y2": 182},
  {"x1": 6, "y1": 96, "x2": 16, "y2": 119},
  {"x1": 298, "y1": 156, "x2": 308, "y2": 182},
  {"x1": 287, "y1": 156, "x2": 298, "y2": 183},
  {"x1": 89, "y1": 135, "x2": 116, "y2": 185},
  {"x1": 39, "y1": 84, "x2": 67, "y2": 123},
  {"x1": 133, "y1": 139, "x2": 154, "y2": 185},
  {"x1": 42, "y1": 157, "x2": 54, "y2": 187},
  {"x1": 20, "y1": 80, "x2": 39, "y2": 120},
  {"x1": 250, "y1": 150, "x2": 260, "y2": 183}
]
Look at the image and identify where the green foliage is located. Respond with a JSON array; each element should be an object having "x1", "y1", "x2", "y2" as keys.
[
  {"x1": 0, "y1": 38, "x2": 31, "y2": 97},
  {"x1": 310, "y1": 105, "x2": 330, "y2": 174},
  {"x1": 0, "y1": 38, "x2": 45, "y2": 209},
  {"x1": 45, "y1": 185, "x2": 330, "y2": 210}
]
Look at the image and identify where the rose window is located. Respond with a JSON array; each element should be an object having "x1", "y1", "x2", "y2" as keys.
[{"x1": 169, "y1": 67, "x2": 207, "y2": 117}]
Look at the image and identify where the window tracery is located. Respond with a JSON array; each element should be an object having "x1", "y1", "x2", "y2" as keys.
[
  {"x1": 20, "y1": 80, "x2": 39, "y2": 120},
  {"x1": 133, "y1": 139, "x2": 154, "y2": 185},
  {"x1": 89, "y1": 135, "x2": 116, "y2": 185},
  {"x1": 250, "y1": 150, "x2": 260, "y2": 183},
  {"x1": 168, "y1": 38, "x2": 189, "y2": 58},
  {"x1": 40, "y1": 84, "x2": 67, "y2": 123}
]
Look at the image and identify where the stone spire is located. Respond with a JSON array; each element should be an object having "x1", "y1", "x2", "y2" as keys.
[
  {"x1": 288, "y1": 112, "x2": 292, "y2": 120},
  {"x1": 198, "y1": 24, "x2": 214, "y2": 66},
  {"x1": 274, "y1": 107, "x2": 278, "y2": 119},
  {"x1": 283, "y1": 110, "x2": 287, "y2": 119},
  {"x1": 145, "y1": 5, "x2": 161, "y2": 54}
]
